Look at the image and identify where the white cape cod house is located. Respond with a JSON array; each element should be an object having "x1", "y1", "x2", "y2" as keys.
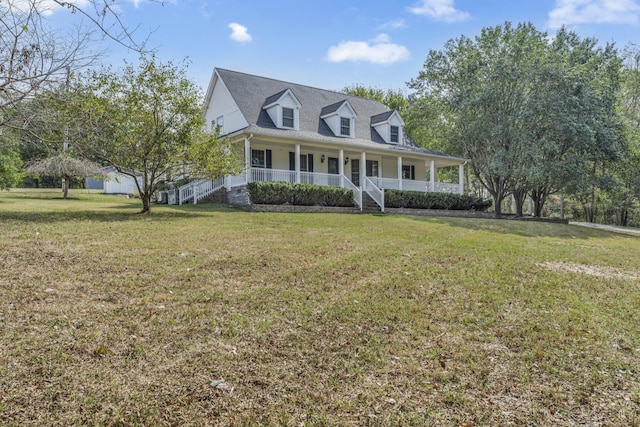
[{"x1": 179, "y1": 68, "x2": 466, "y2": 211}]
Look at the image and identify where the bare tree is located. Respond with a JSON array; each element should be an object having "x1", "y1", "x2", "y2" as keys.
[{"x1": 1, "y1": 0, "x2": 148, "y2": 130}]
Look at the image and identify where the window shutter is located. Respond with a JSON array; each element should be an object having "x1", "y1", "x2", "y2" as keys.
[
  {"x1": 411, "y1": 165, "x2": 415, "y2": 180},
  {"x1": 289, "y1": 152, "x2": 295, "y2": 170},
  {"x1": 266, "y1": 150, "x2": 272, "y2": 169},
  {"x1": 308, "y1": 154, "x2": 314, "y2": 172}
]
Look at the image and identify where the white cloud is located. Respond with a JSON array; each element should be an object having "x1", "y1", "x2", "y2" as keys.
[
  {"x1": 7, "y1": 0, "x2": 92, "y2": 16},
  {"x1": 408, "y1": 0, "x2": 470, "y2": 23},
  {"x1": 228, "y1": 22, "x2": 252, "y2": 43},
  {"x1": 377, "y1": 18, "x2": 407, "y2": 30},
  {"x1": 547, "y1": 0, "x2": 640, "y2": 28},
  {"x1": 326, "y1": 34, "x2": 409, "y2": 64}
]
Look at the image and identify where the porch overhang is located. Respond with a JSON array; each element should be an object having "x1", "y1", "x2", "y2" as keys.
[{"x1": 225, "y1": 126, "x2": 467, "y2": 168}]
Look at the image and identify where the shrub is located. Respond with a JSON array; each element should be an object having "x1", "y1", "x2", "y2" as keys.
[
  {"x1": 247, "y1": 181, "x2": 292, "y2": 205},
  {"x1": 384, "y1": 190, "x2": 492, "y2": 211},
  {"x1": 247, "y1": 182, "x2": 354, "y2": 207}
]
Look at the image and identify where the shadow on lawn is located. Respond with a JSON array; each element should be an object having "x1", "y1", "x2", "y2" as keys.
[
  {"x1": 0, "y1": 207, "x2": 212, "y2": 223},
  {"x1": 418, "y1": 215, "x2": 639, "y2": 239}
]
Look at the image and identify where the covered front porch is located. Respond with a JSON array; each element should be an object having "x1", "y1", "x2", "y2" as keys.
[{"x1": 180, "y1": 135, "x2": 466, "y2": 211}]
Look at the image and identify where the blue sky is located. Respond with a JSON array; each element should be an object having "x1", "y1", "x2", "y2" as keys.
[{"x1": 50, "y1": 0, "x2": 640, "y2": 95}]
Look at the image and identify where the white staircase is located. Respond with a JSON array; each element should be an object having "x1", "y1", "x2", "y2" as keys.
[{"x1": 178, "y1": 177, "x2": 226, "y2": 205}]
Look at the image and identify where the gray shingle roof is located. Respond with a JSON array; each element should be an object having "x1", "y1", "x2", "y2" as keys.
[
  {"x1": 263, "y1": 89, "x2": 289, "y2": 106},
  {"x1": 370, "y1": 110, "x2": 395, "y2": 124},
  {"x1": 320, "y1": 100, "x2": 350, "y2": 117},
  {"x1": 215, "y1": 68, "x2": 464, "y2": 163}
]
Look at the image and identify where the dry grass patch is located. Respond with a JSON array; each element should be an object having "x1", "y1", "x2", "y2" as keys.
[
  {"x1": 1, "y1": 189, "x2": 640, "y2": 426},
  {"x1": 539, "y1": 261, "x2": 640, "y2": 281}
]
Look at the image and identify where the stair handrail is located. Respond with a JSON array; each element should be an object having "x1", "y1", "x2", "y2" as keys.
[
  {"x1": 341, "y1": 175, "x2": 362, "y2": 210},
  {"x1": 178, "y1": 177, "x2": 227, "y2": 205},
  {"x1": 363, "y1": 177, "x2": 384, "y2": 213}
]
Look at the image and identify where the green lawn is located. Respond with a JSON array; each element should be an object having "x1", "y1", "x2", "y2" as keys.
[{"x1": 1, "y1": 189, "x2": 639, "y2": 426}]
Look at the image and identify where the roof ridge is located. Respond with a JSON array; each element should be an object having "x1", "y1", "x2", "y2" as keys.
[{"x1": 215, "y1": 67, "x2": 386, "y2": 107}]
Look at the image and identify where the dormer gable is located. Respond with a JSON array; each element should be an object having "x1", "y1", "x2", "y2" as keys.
[
  {"x1": 320, "y1": 100, "x2": 357, "y2": 138},
  {"x1": 371, "y1": 110, "x2": 405, "y2": 144},
  {"x1": 262, "y1": 88, "x2": 302, "y2": 130}
]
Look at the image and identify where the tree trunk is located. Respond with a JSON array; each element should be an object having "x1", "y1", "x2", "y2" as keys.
[
  {"x1": 62, "y1": 177, "x2": 69, "y2": 199},
  {"x1": 533, "y1": 197, "x2": 545, "y2": 218},
  {"x1": 583, "y1": 204, "x2": 597, "y2": 223},
  {"x1": 619, "y1": 208, "x2": 628, "y2": 227},
  {"x1": 494, "y1": 193, "x2": 504, "y2": 216},
  {"x1": 512, "y1": 189, "x2": 527, "y2": 217},
  {"x1": 530, "y1": 187, "x2": 549, "y2": 218},
  {"x1": 141, "y1": 192, "x2": 151, "y2": 214}
]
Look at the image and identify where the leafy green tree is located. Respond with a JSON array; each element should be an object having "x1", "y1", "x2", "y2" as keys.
[
  {"x1": 68, "y1": 55, "x2": 240, "y2": 213},
  {"x1": 409, "y1": 22, "x2": 546, "y2": 215},
  {"x1": 525, "y1": 29, "x2": 624, "y2": 218},
  {"x1": 409, "y1": 22, "x2": 625, "y2": 217},
  {"x1": 610, "y1": 44, "x2": 640, "y2": 226},
  {"x1": 342, "y1": 85, "x2": 409, "y2": 113},
  {"x1": 0, "y1": 131, "x2": 23, "y2": 190}
]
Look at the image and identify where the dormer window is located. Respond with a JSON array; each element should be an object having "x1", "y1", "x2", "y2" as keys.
[
  {"x1": 390, "y1": 125, "x2": 399, "y2": 143},
  {"x1": 371, "y1": 110, "x2": 405, "y2": 144},
  {"x1": 282, "y1": 107, "x2": 294, "y2": 128},
  {"x1": 321, "y1": 100, "x2": 357, "y2": 138},
  {"x1": 263, "y1": 88, "x2": 301, "y2": 130},
  {"x1": 340, "y1": 117, "x2": 351, "y2": 136}
]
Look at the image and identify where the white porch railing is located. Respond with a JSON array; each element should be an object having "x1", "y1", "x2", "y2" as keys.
[
  {"x1": 243, "y1": 168, "x2": 461, "y2": 195},
  {"x1": 341, "y1": 175, "x2": 362, "y2": 210},
  {"x1": 403, "y1": 180, "x2": 429, "y2": 192},
  {"x1": 300, "y1": 171, "x2": 342, "y2": 187},
  {"x1": 372, "y1": 177, "x2": 399, "y2": 190},
  {"x1": 179, "y1": 177, "x2": 226, "y2": 205},
  {"x1": 251, "y1": 168, "x2": 295, "y2": 183},
  {"x1": 363, "y1": 177, "x2": 385, "y2": 212},
  {"x1": 434, "y1": 182, "x2": 462, "y2": 194}
]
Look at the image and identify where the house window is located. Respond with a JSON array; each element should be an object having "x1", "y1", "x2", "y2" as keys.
[
  {"x1": 390, "y1": 125, "x2": 399, "y2": 143},
  {"x1": 402, "y1": 165, "x2": 416, "y2": 180},
  {"x1": 213, "y1": 116, "x2": 224, "y2": 134},
  {"x1": 327, "y1": 157, "x2": 339, "y2": 174},
  {"x1": 282, "y1": 107, "x2": 294, "y2": 128},
  {"x1": 300, "y1": 154, "x2": 308, "y2": 172},
  {"x1": 252, "y1": 149, "x2": 265, "y2": 168},
  {"x1": 366, "y1": 160, "x2": 379, "y2": 177},
  {"x1": 340, "y1": 117, "x2": 351, "y2": 136}
]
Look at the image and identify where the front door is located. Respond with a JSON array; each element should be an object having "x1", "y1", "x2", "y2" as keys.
[
  {"x1": 351, "y1": 159, "x2": 360, "y2": 186},
  {"x1": 328, "y1": 157, "x2": 339, "y2": 175}
]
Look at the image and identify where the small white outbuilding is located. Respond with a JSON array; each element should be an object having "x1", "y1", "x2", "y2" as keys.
[{"x1": 86, "y1": 167, "x2": 144, "y2": 195}]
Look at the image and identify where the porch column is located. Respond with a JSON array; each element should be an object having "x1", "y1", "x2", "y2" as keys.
[
  {"x1": 339, "y1": 149, "x2": 344, "y2": 187},
  {"x1": 458, "y1": 163, "x2": 464, "y2": 195},
  {"x1": 244, "y1": 137, "x2": 251, "y2": 183},
  {"x1": 429, "y1": 160, "x2": 435, "y2": 192},
  {"x1": 397, "y1": 156, "x2": 403, "y2": 190},
  {"x1": 361, "y1": 152, "x2": 366, "y2": 189},
  {"x1": 295, "y1": 144, "x2": 301, "y2": 183}
]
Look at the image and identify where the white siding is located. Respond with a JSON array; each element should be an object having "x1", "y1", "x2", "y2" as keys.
[
  {"x1": 381, "y1": 157, "x2": 397, "y2": 179},
  {"x1": 103, "y1": 172, "x2": 141, "y2": 194},
  {"x1": 203, "y1": 74, "x2": 248, "y2": 135}
]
